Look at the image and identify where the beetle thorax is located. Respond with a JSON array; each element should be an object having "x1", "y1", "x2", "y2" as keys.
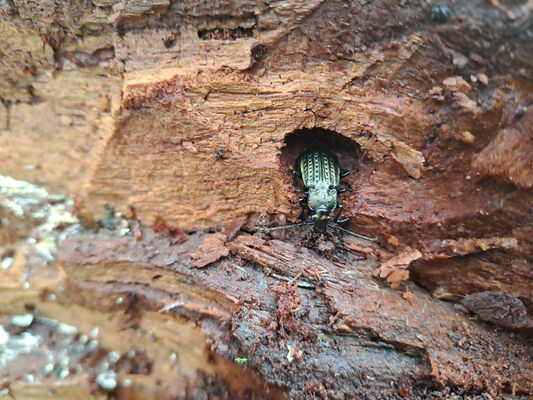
[{"x1": 307, "y1": 185, "x2": 337, "y2": 213}]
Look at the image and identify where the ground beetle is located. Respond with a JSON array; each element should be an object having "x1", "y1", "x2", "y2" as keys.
[{"x1": 260, "y1": 148, "x2": 376, "y2": 241}]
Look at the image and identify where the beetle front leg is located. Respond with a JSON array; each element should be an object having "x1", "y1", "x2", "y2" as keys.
[
  {"x1": 340, "y1": 170, "x2": 350, "y2": 178},
  {"x1": 337, "y1": 181, "x2": 352, "y2": 194},
  {"x1": 333, "y1": 202, "x2": 343, "y2": 222},
  {"x1": 333, "y1": 202, "x2": 350, "y2": 226},
  {"x1": 294, "y1": 184, "x2": 308, "y2": 194},
  {"x1": 297, "y1": 197, "x2": 307, "y2": 220}
]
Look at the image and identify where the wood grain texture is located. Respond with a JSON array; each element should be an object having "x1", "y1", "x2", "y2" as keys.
[{"x1": 1, "y1": 0, "x2": 532, "y2": 398}]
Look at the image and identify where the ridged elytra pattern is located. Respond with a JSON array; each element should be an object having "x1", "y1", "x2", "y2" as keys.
[{"x1": 298, "y1": 149, "x2": 340, "y2": 189}]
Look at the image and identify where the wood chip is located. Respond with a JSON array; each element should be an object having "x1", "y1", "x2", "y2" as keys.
[{"x1": 189, "y1": 233, "x2": 229, "y2": 268}]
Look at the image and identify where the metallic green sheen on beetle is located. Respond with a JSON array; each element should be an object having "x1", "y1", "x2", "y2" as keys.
[
  {"x1": 294, "y1": 149, "x2": 350, "y2": 230},
  {"x1": 257, "y1": 148, "x2": 376, "y2": 241}
]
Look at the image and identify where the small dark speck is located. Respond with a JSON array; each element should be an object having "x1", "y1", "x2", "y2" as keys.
[
  {"x1": 214, "y1": 147, "x2": 226, "y2": 160},
  {"x1": 100, "y1": 204, "x2": 116, "y2": 230},
  {"x1": 513, "y1": 108, "x2": 525, "y2": 121},
  {"x1": 432, "y1": 5, "x2": 452, "y2": 23},
  {"x1": 163, "y1": 37, "x2": 175, "y2": 48}
]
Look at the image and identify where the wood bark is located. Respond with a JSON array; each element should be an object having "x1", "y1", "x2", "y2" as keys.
[{"x1": 1, "y1": 0, "x2": 532, "y2": 398}]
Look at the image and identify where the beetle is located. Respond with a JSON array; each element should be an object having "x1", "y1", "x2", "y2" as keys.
[
  {"x1": 294, "y1": 148, "x2": 349, "y2": 229},
  {"x1": 259, "y1": 148, "x2": 376, "y2": 241}
]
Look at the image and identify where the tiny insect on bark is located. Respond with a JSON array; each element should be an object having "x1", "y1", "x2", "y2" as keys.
[{"x1": 259, "y1": 148, "x2": 376, "y2": 241}]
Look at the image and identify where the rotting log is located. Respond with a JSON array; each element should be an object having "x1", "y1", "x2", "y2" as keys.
[
  {"x1": 1, "y1": 176, "x2": 532, "y2": 399},
  {"x1": 1, "y1": 0, "x2": 533, "y2": 398}
]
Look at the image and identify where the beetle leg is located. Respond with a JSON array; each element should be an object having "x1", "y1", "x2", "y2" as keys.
[
  {"x1": 337, "y1": 181, "x2": 352, "y2": 194},
  {"x1": 296, "y1": 197, "x2": 308, "y2": 220},
  {"x1": 333, "y1": 202, "x2": 343, "y2": 222},
  {"x1": 293, "y1": 169, "x2": 304, "y2": 193},
  {"x1": 340, "y1": 170, "x2": 350, "y2": 178},
  {"x1": 339, "y1": 181, "x2": 352, "y2": 189},
  {"x1": 333, "y1": 202, "x2": 350, "y2": 225}
]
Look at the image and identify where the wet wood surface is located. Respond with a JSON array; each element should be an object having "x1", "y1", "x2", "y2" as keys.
[{"x1": 1, "y1": 0, "x2": 532, "y2": 398}]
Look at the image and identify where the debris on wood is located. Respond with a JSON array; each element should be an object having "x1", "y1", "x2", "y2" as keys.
[
  {"x1": 373, "y1": 248, "x2": 422, "y2": 288},
  {"x1": 189, "y1": 233, "x2": 229, "y2": 269}
]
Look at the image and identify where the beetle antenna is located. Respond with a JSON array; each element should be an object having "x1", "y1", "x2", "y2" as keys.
[
  {"x1": 327, "y1": 224, "x2": 378, "y2": 241},
  {"x1": 257, "y1": 222, "x2": 314, "y2": 231}
]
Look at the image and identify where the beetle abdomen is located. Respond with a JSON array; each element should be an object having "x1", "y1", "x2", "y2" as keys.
[{"x1": 299, "y1": 149, "x2": 340, "y2": 189}]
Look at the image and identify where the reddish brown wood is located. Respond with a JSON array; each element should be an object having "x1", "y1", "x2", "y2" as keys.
[{"x1": 1, "y1": 0, "x2": 532, "y2": 398}]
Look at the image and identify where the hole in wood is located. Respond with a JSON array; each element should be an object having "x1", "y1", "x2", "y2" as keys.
[
  {"x1": 279, "y1": 128, "x2": 363, "y2": 220},
  {"x1": 280, "y1": 128, "x2": 361, "y2": 181}
]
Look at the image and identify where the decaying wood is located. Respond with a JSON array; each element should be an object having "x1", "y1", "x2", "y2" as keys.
[
  {"x1": 1, "y1": 0, "x2": 532, "y2": 398},
  {"x1": 0, "y1": 181, "x2": 281, "y2": 399},
  {"x1": 1, "y1": 180, "x2": 532, "y2": 398}
]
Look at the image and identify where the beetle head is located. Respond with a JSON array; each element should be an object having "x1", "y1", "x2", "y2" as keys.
[{"x1": 312, "y1": 209, "x2": 330, "y2": 230}]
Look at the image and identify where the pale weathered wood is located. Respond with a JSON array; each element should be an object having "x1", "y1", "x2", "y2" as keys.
[{"x1": 0, "y1": 178, "x2": 282, "y2": 399}]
